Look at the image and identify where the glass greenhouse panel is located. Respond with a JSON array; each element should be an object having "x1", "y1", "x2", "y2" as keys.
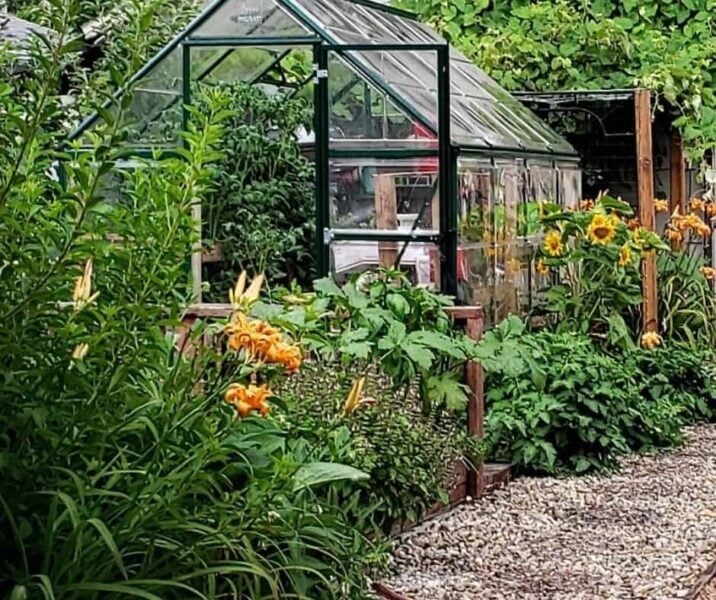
[
  {"x1": 457, "y1": 158, "x2": 493, "y2": 245},
  {"x1": 191, "y1": 46, "x2": 279, "y2": 82},
  {"x1": 329, "y1": 158, "x2": 439, "y2": 233},
  {"x1": 330, "y1": 240, "x2": 439, "y2": 287},
  {"x1": 493, "y1": 241, "x2": 532, "y2": 322},
  {"x1": 192, "y1": 45, "x2": 312, "y2": 88},
  {"x1": 328, "y1": 52, "x2": 434, "y2": 143},
  {"x1": 354, "y1": 50, "x2": 438, "y2": 131},
  {"x1": 192, "y1": 0, "x2": 311, "y2": 38},
  {"x1": 291, "y1": 0, "x2": 443, "y2": 45},
  {"x1": 122, "y1": 46, "x2": 183, "y2": 148},
  {"x1": 448, "y1": 49, "x2": 575, "y2": 154},
  {"x1": 457, "y1": 245, "x2": 496, "y2": 325}
]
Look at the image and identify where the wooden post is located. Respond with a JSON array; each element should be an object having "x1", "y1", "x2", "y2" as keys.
[
  {"x1": 634, "y1": 89, "x2": 658, "y2": 333},
  {"x1": 670, "y1": 129, "x2": 687, "y2": 216},
  {"x1": 374, "y1": 174, "x2": 398, "y2": 268},
  {"x1": 464, "y1": 308, "x2": 485, "y2": 498}
]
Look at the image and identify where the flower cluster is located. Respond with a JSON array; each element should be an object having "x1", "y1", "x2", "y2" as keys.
[
  {"x1": 699, "y1": 266, "x2": 716, "y2": 280},
  {"x1": 222, "y1": 271, "x2": 303, "y2": 420},
  {"x1": 640, "y1": 331, "x2": 662, "y2": 350},
  {"x1": 665, "y1": 208, "x2": 711, "y2": 242},
  {"x1": 224, "y1": 312, "x2": 302, "y2": 373}
]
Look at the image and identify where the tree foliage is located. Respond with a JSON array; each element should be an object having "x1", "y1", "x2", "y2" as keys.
[{"x1": 396, "y1": 0, "x2": 716, "y2": 163}]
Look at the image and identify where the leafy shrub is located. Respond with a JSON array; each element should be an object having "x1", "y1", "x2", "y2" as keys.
[
  {"x1": 635, "y1": 345, "x2": 716, "y2": 423},
  {"x1": 658, "y1": 250, "x2": 716, "y2": 347},
  {"x1": 277, "y1": 361, "x2": 480, "y2": 532},
  {"x1": 478, "y1": 318, "x2": 684, "y2": 474},
  {"x1": 0, "y1": 33, "x2": 382, "y2": 600},
  {"x1": 257, "y1": 270, "x2": 478, "y2": 414},
  {"x1": 199, "y1": 81, "x2": 315, "y2": 296}
]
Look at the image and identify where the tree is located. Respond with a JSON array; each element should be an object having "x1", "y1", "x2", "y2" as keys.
[{"x1": 396, "y1": 0, "x2": 716, "y2": 164}]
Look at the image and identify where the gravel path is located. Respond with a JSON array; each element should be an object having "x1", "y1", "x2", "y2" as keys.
[{"x1": 385, "y1": 425, "x2": 716, "y2": 600}]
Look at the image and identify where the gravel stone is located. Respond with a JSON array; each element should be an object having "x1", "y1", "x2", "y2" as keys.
[{"x1": 385, "y1": 425, "x2": 716, "y2": 600}]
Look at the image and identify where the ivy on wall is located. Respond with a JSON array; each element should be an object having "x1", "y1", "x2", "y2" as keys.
[{"x1": 396, "y1": 0, "x2": 716, "y2": 164}]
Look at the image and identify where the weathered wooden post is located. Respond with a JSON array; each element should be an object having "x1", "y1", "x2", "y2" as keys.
[{"x1": 634, "y1": 89, "x2": 658, "y2": 333}]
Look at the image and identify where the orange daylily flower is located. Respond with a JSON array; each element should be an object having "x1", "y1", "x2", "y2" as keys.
[
  {"x1": 654, "y1": 199, "x2": 669, "y2": 213},
  {"x1": 699, "y1": 266, "x2": 716, "y2": 280},
  {"x1": 224, "y1": 313, "x2": 302, "y2": 373},
  {"x1": 640, "y1": 331, "x2": 662, "y2": 350},
  {"x1": 690, "y1": 198, "x2": 705, "y2": 213},
  {"x1": 225, "y1": 383, "x2": 272, "y2": 417}
]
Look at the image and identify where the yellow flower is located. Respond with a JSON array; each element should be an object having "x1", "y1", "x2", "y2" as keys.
[
  {"x1": 706, "y1": 202, "x2": 716, "y2": 217},
  {"x1": 618, "y1": 245, "x2": 631, "y2": 267},
  {"x1": 654, "y1": 199, "x2": 669, "y2": 213},
  {"x1": 535, "y1": 258, "x2": 549, "y2": 275},
  {"x1": 225, "y1": 383, "x2": 272, "y2": 417},
  {"x1": 506, "y1": 258, "x2": 521, "y2": 274},
  {"x1": 664, "y1": 228, "x2": 683, "y2": 243},
  {"x1": 71, "y1": 343, "x2": 89, "y2": 361},
  {"x1": 690, "y1": 198, "x2": 705, "y2": 213},
  {"x1": 72, "y1": 259, "x2": 99, "y2": 310},
  {"x1": 699, "y1": 266, "x2": 716, "y2": 280},
  {"x1": 640, "y1": 331, "x2": 662, "y2": 349},
  {"x1": 229, "y1": 271, "x2": 265, "y2": 308},
  {"x1": 587, "y1": 213, "x2": 617, "y2": 245},
  {"x1": 543, "y1": 230, "x2": 564, "y2": 257},
  {"x1": 343, "y1": 377, "x2": 366, "y2": 416}
]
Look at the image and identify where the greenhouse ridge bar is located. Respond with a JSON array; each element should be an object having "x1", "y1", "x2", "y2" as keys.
[{"x1": 70, "y1": 0, "x2": 580, "y2": 321}]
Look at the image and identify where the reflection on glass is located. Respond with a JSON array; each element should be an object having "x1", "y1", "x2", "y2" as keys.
[
  {"x1": 329, "y1": 159, "x2": 439, "y2": 232},
  {"x1": 330, "y1": 241, "x2": 439, "y2": 288}
]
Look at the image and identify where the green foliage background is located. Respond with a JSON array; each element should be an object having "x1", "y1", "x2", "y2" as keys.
[{"x1": 395, "y1": 0, "x2": 716, "y2": 163}]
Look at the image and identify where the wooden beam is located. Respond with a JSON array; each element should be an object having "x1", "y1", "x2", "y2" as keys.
[
  {"x1": 670, "y1": 128, "x2": 686, "y2": 216},
  {"x1": 374, "y1": 174, "x2": 398, "y2": 268},
  {"x1": 634, "y1": 89, "x2": 658, "y2": 334},
  {"x1": 464, "y1": 312, "x2": 485, "y2": 498}
]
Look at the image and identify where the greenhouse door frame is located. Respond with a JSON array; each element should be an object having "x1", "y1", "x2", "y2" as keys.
[{"x1": 314, "y1": 42, "x2": 458, "y2": 297}]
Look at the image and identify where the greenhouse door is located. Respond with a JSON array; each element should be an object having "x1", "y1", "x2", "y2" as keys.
[{"x1": 313, "y1": 44, "x2": 456, "y2": 295}]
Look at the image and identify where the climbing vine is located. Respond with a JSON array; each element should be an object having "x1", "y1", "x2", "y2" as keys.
[{"x1": 396, "y1": 0, "x2": 716, "y2": 165}]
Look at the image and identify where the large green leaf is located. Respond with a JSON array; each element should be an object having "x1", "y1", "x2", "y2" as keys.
[{"x1": 293, "y1": 462, "x2": 369, "y2": 491}]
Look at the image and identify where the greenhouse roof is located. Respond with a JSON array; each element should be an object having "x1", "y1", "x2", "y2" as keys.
[{"x1": 72, "y1": 0, "x2": 576, "y2": 158}]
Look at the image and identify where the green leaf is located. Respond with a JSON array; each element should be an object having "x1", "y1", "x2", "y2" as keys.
[
  {"x1": 403, "y1": 343, "x2": 434, "y2": 370},
  {"x1": 409, "y1": 330, "x2": 466, "y2": 359},
  {"x1": 293, "y1": 462, "x2": 369, "y2": 491},
  {"x1": 87, "y1": 518, "x2": 128, "y2": 579},
  {"x1": 340, "y1": 341, "x2": 372, "y2": 359},
  {"x1": 425, "y1": 375, "x2": 470, "y2": 411},
  {"x1": 313, "y1": 277, "x2": 342, "y2": 297}
]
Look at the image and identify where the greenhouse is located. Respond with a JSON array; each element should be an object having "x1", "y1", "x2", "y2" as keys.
[{"x1": 71, "y1": 0, "x2": 580, "y2": 323}]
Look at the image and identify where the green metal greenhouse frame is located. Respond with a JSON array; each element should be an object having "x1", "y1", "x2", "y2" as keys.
[{"x1": 70, "y1": 0, "x2": 579, "y2": 301}]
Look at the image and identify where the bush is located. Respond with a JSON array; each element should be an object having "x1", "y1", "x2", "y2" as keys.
[
  {"x1": 277, "y1": 361, "x2": 479, "y2": 532},
  {"x1": 0, "y1": 32, "x2": 382, "y2": 600},
  {"x1": 658, "y1": 251, "x2": 716, "y2": 348},
  {"x1": 479, "y1": 318, "x2": 685, "y2": 474},
  {"x1": 199, "y1": 81, "x2": 316, "y2": 297},
  {"x1": 247, "y1": 270, "x2": 483, "y2": 530}
]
